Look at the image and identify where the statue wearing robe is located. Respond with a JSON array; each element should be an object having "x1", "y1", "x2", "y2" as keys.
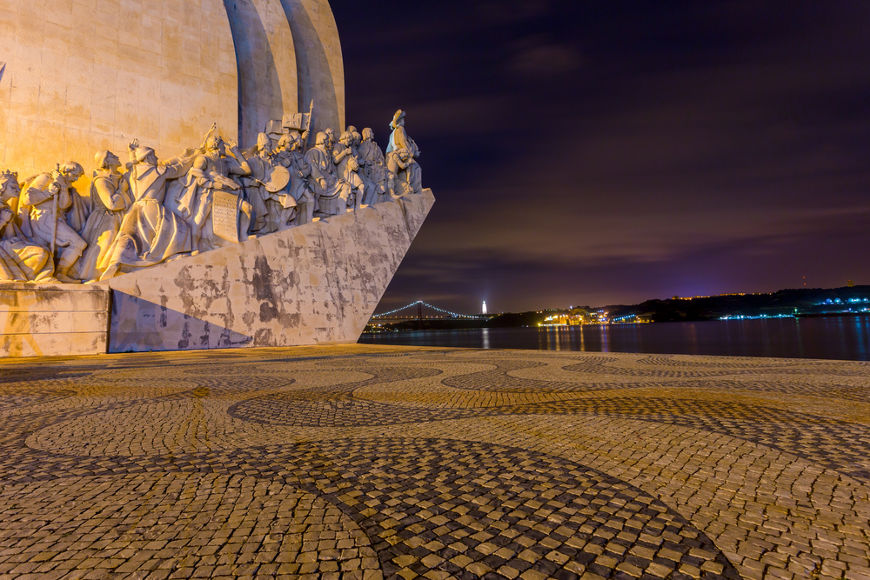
[
  {"x1": 72, "y1": 151, "x2": 134, "y2": 281},
  {"x1": 0, "y1": 173, "x2": 54, "y2": 282},
  {"x1": 100, "y1": 146, "x2": 193, "y2": 280},
  {"x1": 18, "y1": 163, "x2": 87, "y2": 282}
]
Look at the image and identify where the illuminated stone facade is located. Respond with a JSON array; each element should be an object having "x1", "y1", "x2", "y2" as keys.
[
  {"x1": 0, "y1": 1, "x2": 432, "y2": 356},
  {"x1": 0, "y1": 0, "x2": 345, "y2": 178}
]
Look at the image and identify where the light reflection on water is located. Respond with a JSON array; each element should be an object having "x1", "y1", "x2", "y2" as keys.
[{"x1": 359, "y1": 317, "x2": 870, "y2": 361}]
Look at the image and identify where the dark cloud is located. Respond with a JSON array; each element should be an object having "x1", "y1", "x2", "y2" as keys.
[{"x1": 332, "y1": 0, "x2": 870, "y2": 313}]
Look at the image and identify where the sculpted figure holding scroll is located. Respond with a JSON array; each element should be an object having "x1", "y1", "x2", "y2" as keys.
[{"x1": 176, "y1": 134, "x2": 252, "y2": 251}]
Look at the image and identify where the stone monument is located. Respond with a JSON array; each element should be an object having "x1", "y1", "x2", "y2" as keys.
[{"x1": 0, "y1": 1, "x2": 433, "y2": 356}]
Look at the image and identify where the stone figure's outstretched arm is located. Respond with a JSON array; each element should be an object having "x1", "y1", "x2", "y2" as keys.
[
  {"x1": 227, "y1": 144, "x2": 252, "y2": 177},
  {"x1": 21, "y1": 178, "x2": 59, "y2": 208},
  {"x1": 163, "y1": 156, "x2": 196, "y2": 181}
]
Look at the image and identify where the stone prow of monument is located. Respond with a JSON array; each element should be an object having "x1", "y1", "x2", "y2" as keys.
[
  {"x1": 105, "y1": 191, "x2": 434, "y2": 353},
  {"x1": 0, "y1": 1, "x2": 434, "y2": 357}
]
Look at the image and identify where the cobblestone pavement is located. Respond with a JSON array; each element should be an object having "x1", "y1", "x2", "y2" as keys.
[{"x1": 0, "y1": 345, "x2": 868, "y2": 579}]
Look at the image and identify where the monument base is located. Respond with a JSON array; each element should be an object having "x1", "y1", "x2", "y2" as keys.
[
  {"x1": 0, "y1": 283, "x2": 109, "y2": 357},
  {"x1": 0, "y1": 192, "x2": 433, "y2": 357}
]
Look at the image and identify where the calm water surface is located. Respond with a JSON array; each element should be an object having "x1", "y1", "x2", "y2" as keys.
[{"x1": 360, "y1": 317, "x2": 870, "y2": 361}]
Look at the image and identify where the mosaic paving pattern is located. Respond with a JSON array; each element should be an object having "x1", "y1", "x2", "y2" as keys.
[{"x1": 0, "y1": 345, "x2": 868, "y2": 579}]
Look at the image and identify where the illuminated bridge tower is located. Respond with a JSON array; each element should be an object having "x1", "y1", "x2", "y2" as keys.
[{"x1": 482, "y1": 301, "x2": 488, "y2": 315}]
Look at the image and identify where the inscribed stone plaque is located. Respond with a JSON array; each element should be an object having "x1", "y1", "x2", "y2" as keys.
[{"x1": 212, "y1": 191, "x2": 240, "y2": 243}]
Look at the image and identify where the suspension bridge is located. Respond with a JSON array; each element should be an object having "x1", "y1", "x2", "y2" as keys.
[{"x1": 370, "y1": 300, "x2": 486, "y2": 323}]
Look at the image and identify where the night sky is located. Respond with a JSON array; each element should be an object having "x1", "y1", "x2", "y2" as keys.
[{"x1": 331, "y1": 1, "x2": 870, "y2": 314}]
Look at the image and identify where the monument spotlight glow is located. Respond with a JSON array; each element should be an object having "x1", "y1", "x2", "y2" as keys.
[{"x1": 0, "y1": 1, "x2": 434, "y2": 356}]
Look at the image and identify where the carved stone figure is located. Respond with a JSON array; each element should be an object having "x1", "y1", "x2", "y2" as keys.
[
  {"x1": 358, "y1": 128, "x2": 388, "y2": 204},
  {"x1": 100, "y1": 144, "x2": 194, "y2": 280},
  {"x1": 241, "y1": 133, "x2": 278, "y2": 234},
  {"x1": 346, "y1": 125, "x2": 362, "y2": 156},
  {"x1": 72, "y1": 151, "x2": 134, "y2": 281},
  {"x1": 175, "y1": 135, "x2": 253, "y2": 251},
  {"x1": 338, "y1": 154, "x2": 365, "y2": 211},
  {"x1": 18, "y1": 162, "x2": 87, "y2": 282},
  {"x1": 305, "y1": 131, "x2": 348, "y2": 216},
  {"x1": 0, "y1": 110, "x2": 425, "y2": 285},
  {"x1": 333, "y1": 131, "x2": 355, "y2": 176},
  {"x1": 246, "y1": 133, "x2": 296, "y2": 233},
  {"x1": 386, "y1": 109, "x2": 423, "y2": 196},
  {"x1": 0, "y1": 171, "x2": 54, "y2": 282},
  {"x1": 275, "y1": 133, "x2": 315, "y2": 226},
  {"x1": 323, "y1": 127, "x2": 336, "y2": 154}
]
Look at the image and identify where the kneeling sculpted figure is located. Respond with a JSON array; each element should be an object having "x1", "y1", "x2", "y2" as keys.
[
  {"x1": 0, "y1": 171, "x2": 54, "y2": 282},
  {"x1": 100, "y1": 143, "x2": 194, "y2": 280},
  {"x1": 18, "y1": 162, "x2": 87, "y2": 283}
]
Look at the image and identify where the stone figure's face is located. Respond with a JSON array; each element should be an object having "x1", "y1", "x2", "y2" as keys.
[
  {"x1": 0, "y1": 175, "x2": 20, "y2": 202},
  {"x1": 206, "y1": 136, "x2": 226, "y2": 155},
  {"x1": 61, "y1": 163, "x2": 84, "y2": 183},
  {"x1": 339, "y1": 132, "x2": 351, "y2": 146},
  {"x1": 362, "y1": 128, "x2": 373, "y2": 141},
  {"x1": 106, "y1": 152, "x2": 121, "y2": 169},
  {"x1": 144, "y1": 151, "x2": 158, "y2": 165}
]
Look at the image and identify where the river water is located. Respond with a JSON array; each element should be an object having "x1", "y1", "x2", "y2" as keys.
[{"x1": 359, "y1": 316, "x2": 870, "y2": 361}]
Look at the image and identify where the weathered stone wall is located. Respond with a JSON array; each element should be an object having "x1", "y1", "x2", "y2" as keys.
[
  {"x1": 104, "y1": 191, "x2": 434, "y2": 353},
  {"x1": 0, "y1": 0, "x2": 239, "y2": 178},
  {"x1": 0, "y1": 283, "x2": 109, "y2": 357},
  {"x1": 0, "y1": 0, "x2": 345, "y2": 176}
]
